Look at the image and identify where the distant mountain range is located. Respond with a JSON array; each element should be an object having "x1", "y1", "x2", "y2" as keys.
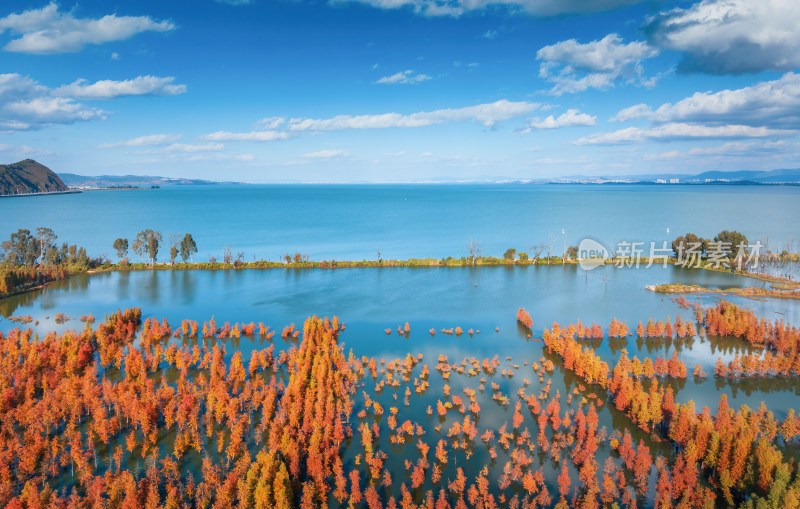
[
  {"x1": 0, "y1": 159, "x2": 69, "y2": 196},
  {"x1": 541, "y1": 168, "x2": 800, "y2": 185},
  {"x1": 59, "y1": 173, "x2": 220, "y2": 188},
  {"x1": 687, "y1": 168, "x2": 800, "y2": 183},
  {"x1": 4, "y1": 159, "x2": 800, "y2": 190}
]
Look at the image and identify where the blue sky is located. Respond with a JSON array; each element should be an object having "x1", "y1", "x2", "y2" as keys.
[{"x1": 1, "y1": 0, "x2": 799, "y2": 182}]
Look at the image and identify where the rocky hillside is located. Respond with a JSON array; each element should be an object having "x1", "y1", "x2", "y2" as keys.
[{"x1": 0, "y1": 159, "x2": 68, "y2": 196}]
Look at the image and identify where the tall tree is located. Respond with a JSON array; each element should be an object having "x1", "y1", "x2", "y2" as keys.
[
  {"x1": 132, "y1": 229, "x2": 162, "y2": 267},
  {"x1": 35, "y1": 227, "x2": 57, "y2": 264},
  {"x1": 180, "y1": 234, "x2": 197, "y2": 263},
  {"x1": 672, "y1": 232, "x2": 705, "y2": 258},
  {"x1": 7, "y1": 229, "x2": 39, "y2": 266},
  {"x1": 167, "y1": 233, "x2": 181, "y2": 266},
  {"x1": 713, "y1": 230, "x2": 748, "y2": 260},
  {"x1": 113, "y1": 238, "x2": 129, "y2": 262}
]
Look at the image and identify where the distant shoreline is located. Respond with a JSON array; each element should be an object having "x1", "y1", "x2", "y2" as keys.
[
  {"x1": 72, "y1": 186, "x2": 160, "y2": 191},
  {"x1": 0, "y1": 190, "x2": 81, "y2": 198}
]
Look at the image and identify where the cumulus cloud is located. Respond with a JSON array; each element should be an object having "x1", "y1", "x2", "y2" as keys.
[
  {"x1": 376, "y1": 70, "x2": 431, "y2": 84},
  {"x1": 0, "y1": 73, "x2": 186, "y2": 131},
  {"x1": 97, "y1": 133, "x2": 182, "y2": 148},
  {"x1": 524, "y1": 109, "x2": 596, "y2": 130},
  {"x1": 0, "y1": 3, "x2": 175, "y2": 54},
  {"x1": 54, "y1": 76, "x2": 186, "y2": 100},
  {"x1": 611, "y1": 73, "x2": 800, "y2": 129},
  {"x1": 340, "y1": 0, "x2": 645, "y2": 17},
  {"x1": 644, "y1": 0, "x2": 800, "y2": 75},
  {"x1": 0, "y1": 73, "x2": 104, "y2": 130},
  {"x1": 286, "y1": 100, "x2": 539, "y2": 131},
  {"x1": 574, "y1": 123, "x2": 795, "y2": 145},
  {"x1": 302, "y1": 149, "x2": 351, "y2": 158},
  {"x1": 536, "y1": 34, "x2": 659, "y2": 95}
]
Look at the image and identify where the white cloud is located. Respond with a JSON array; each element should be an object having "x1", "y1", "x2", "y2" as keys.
[
  {"x1": 610, "y1": 103, "x2": 652, "y2": 122},
  {"x1": 97, "y1": 133, "x2": 182, "y2": 148},
  {"x1": 376, "y1": 70, "x2": 432, "y2": 84},
  {"x1": 341, "y1": 0, "x2": 645, "y2": 17},
  {"x1": 574, "y1": 123, "x2": 795, "y2": 145},
  {"x1": 286, "y1": 99, "x2": 539, "y2": 131},
  {"x1": 525, "y1": 109, "x2": 596, "y2": 130},
  {"x1": 162, "y1": 143, "x2": 224, "y2": 153},
  {"x1": 0, "y1": 73, "x2": 104, "y2": 130},
  {"x1": 111, "y1": 52, "x2": 119, "y2": 60},
  {"x1": 0, "y1": 3, "x2": 175, "y2": 54},
  {"x1": 687, "y1": 140, "x2": 796, "y2": 156},
  {"x1": 0, "y1": 143, "x2": 53, "y2": 157},
  {"x1": 532, "y1": 155, "x2": 589, "y2": 165},
  {"x1": 201, "y1": 130, "x2": 292, "y2": 142},
  {"x1": 183, "y1": 152, "x2": 255, "y2": 162},
  {"x1": 201, "y1": 100, "x2": 539, "y2": 145},
  {"x1": 302, "y1": 149, "x2": 351, "y2": 158},
  {"x1": 611, "y1": 73, "x2": 800, "y2": 129},
  {"x1": 643, "y1": 150, "x2": 680, "y2": 160},
  {"x1": 644, "y1": 140, "x2": 800, "y2": 160},
  {"x1": 215, "y1": 0, "x2": 254, "y2": 5},
  {"x1": 0, "y1": 73, "x2": 186, "y2": 131},
  {"x1": 4, "y1": 96, "x2": 100, "y2": 122},
  {"x1": 483, "y1": 29, "x2": 498, "y2": 39},
  {"x1": 644, "y1": 0, "x2": 800, "y2": 75},
  {"x1": 256, "y1": 117, "x2": 286, "y2": 130},
  {"x1": 54, "y1": 76, "x2": 186, "y2": 100},
  {"x1": 536, "y1": 34, "x2": 659, "y2": 95}
]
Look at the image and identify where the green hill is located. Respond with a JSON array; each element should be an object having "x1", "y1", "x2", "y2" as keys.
[{"x1": 0, "y1": 159, "x2": 69, "y2": 196}]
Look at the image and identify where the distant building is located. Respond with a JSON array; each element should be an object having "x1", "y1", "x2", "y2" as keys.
[
  {"x1": 669, "y1": 178, "x2": 679, "y2": 184},
  {"x1": 656, "y1": 179, "x2": 667, "y2": 183}
]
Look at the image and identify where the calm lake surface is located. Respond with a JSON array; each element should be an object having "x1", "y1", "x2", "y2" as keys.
[
  {"x1": 2, "y1": 184, "x2": 799, "y2": 505},
  {"x1": 3, "y1": 183, "x2": 800, "y2": 261}
]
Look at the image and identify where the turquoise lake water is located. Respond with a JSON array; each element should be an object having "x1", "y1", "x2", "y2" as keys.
[{"x1": 2, "y1": 183, "x2": 799, "y2": 262}]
